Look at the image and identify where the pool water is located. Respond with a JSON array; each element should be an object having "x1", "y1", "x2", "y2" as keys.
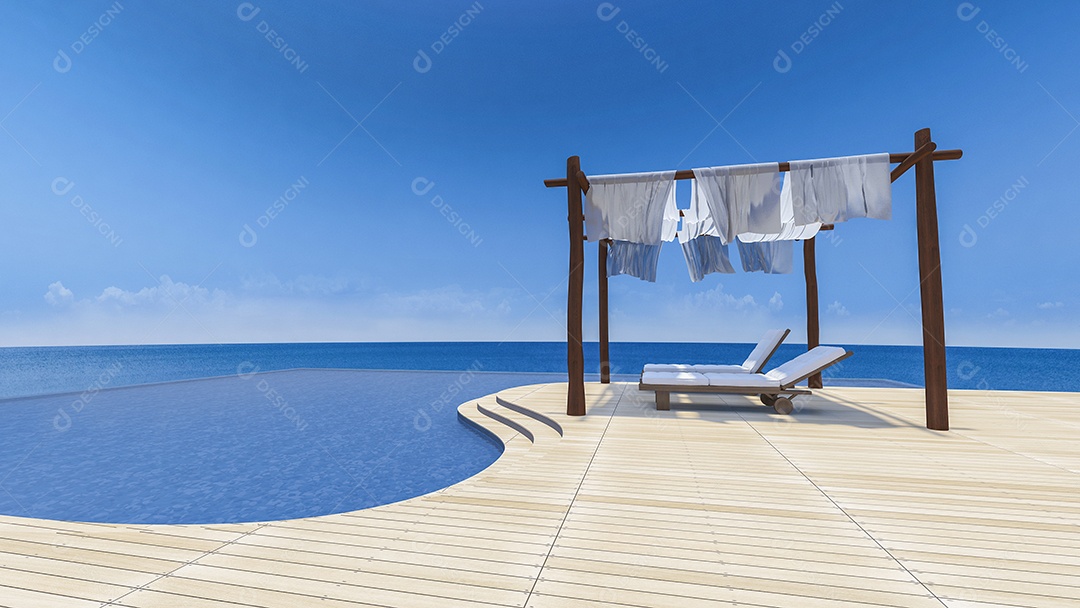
[{"x1": 0, "y1": 369, "x2": 564, "y2": 525}]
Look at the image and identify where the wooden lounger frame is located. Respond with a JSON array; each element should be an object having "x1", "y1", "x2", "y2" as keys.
[
  {"x1": 546, "y1": 128, "x2": 961, "y2": 430},
  {"x1": 639, "y1": 350, "x2": 854, "y2": 414}
]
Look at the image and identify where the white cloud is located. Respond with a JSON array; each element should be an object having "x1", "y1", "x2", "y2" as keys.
[
  {"x1": 375, "y1": 285, "x2": 513, "y2": 316},
  {"x1": 1036, "y1": 301, "x2": 1064, "y2": 309},
  {"x1": 684, "y1": 284, "x2": 758, "y2": 311},
  {"x1": 240, "y1": 273, "x2": 356, "y2": 296},
  {"x1": 44, "y1": 281, "x2": 74, "y2": 306},
  {"x1": 95, "y1": 275, "x2": 223, "y2": 307},
  {"x1": 17, "y1": 276, "x2": 1080, "y2": 349},
  {"x1": 17, "y1": 277, "x2": 546, "y2": 345},
  {"x1": 987, "y1": 307, "x2": 1010, "y2": 319},
  {"x1": 827, "y1": 300, "x2": 850, "y2": 316},
  {"x1": 768, "y1": 292, "x2": 783, "y2": 311}
]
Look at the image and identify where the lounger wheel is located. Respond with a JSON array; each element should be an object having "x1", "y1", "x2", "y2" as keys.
[
  {"x1": 772, "y1": 397, "x2": 794, "y2": 415},
  {"x1": 759, "y1": 394, "x2": 776, "y2": 407}
]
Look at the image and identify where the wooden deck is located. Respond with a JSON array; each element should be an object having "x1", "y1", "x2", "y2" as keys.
[{"x1": 2, "y1": 382, "x2": 1078, "y2": 607}]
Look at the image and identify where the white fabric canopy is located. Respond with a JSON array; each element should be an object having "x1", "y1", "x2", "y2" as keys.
[
  {"x1": 679, "y1": 183, "x2": 734, "y2": 281},
  {"x1": 606, "y1": 240, "x2": 663, "y2": 282},
  {"x1": 661, "y1": 192, "x2": 680, "y2": 243},
  {"x1": 679, "y1": 181, "x2": 717, "y2": 244},
  {"x1": 584, "y1": 154, "x2": 891, "y2": 281},
  {"x1": 584, "y1": 171, "x2": 676, "y2": 244},
  {"x1": 736, "y1": 239, "x2": 793, "y2": 274},
  {"x1": 738, "y1": 173, "x2": 822, "y2": 243},
  {"x1": 789, "y1": 153, "x2": 891, "y2": 226},
  {"x1": 691, "y1": 163, "x2": 782, "y2": 244}
]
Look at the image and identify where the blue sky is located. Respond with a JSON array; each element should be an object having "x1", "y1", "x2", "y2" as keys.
[{"x1": 1, "y1": 1, "x2": 1077, "y2": 347}]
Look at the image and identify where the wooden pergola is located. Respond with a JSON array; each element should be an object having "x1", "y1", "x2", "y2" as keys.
[{"x1": 544, "y1": 128, "x2": 962, "y2": 431}]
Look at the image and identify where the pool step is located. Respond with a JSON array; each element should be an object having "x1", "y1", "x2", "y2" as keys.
[
  {"x1": 459, "y1": 390, "x2": 563, "y2": 446},
  {"x1": 457, "y1": 398, "x2": 520, "y2": 445},
  {"x1": 477, "y1": 401, "x2": 536, "y2": 442},
  {"x1": 495, "y1": 395, "x2": 563, "y2": 437}
]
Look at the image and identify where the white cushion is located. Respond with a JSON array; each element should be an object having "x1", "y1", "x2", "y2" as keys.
[
  {"x1": 703, "y1": 372, "x2": 781, "y2": 389},
  {"x1": 643, "y1": 328, "x2": 787, "y2": 376},
  {"x1": 643, "y1": 363, "x2": 697, "y2": 373},
  {"x1": 641, "y1": 371, "x2": 709, "y2": 386},
  {"x1": 691, "y1": 363, "x2": 749, "y2": 374},
  {"x1": 765, "y1": 346, "x2": 848, "y2": 384},
  {"x1": 644, "y1": 363, "x2": 749, "y2": 374},
  {"x1": 741, "y1": 328, "x2": 788, "y2": 373}
]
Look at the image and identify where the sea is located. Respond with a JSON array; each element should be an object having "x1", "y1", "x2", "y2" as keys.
[{"x1": 1, "y1": 342, "x2": 1078, "y2": 400}]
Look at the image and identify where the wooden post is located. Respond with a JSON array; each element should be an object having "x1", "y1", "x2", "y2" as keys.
[
  {"x1": 566, "y1": 156, "x2": 587, "y2": 416},
  {"x1": 914, "y1": 129, "x2": 949, "y2": 430},
  {"x1": 598, "y1": 240, "x2": 610, "y2": 384},
  {"x1": 803, "y1": 237, "x2": 822, "y2": 389}
]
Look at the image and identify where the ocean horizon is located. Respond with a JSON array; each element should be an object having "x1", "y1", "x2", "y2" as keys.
[{"x1": 2, "y1": 341, "x2": 1077, "y2": 401}]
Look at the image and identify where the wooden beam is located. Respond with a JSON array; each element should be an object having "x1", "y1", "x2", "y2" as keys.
[
  {"x1": 891, "y1": 141, "x2": 937, "y2": 183},
  {"x1": 543, "y1": 149, "x2": 964, "y2": 188},
  {"x1": 598, "y1": 240, "x2": 610, "y2": 384},
  {"x1": 914, "y1": 129, "x2": 949, "y2": 431},
  {"x1": 803, "y1": 237, "x2": 822, "y2": 389},
  {"x1": 576, "y1": 170, "x2": 590, "y2": 194},
  {"x1": 566, "y1": 156, "x2": 587, "y2": 416}
]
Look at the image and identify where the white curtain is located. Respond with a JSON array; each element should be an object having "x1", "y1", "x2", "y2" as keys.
[
  {"x1": 738, "y1": 173, "x2": 822, "y2": 242},
  {"x1": 582, "y1": 155, "x2": 889, "y2": 281},
  {"x1": 661, "y1": 191, "x2": 680, "y2": 243},
  {"x1": 736, "y1": 239, "x2": 793, "y2": 274},
  {"x1": 584, "y1": 171, "x2": 676, "y2": 282},
  {"x1": 584, "y1": 171, "x2": 676, "y2": 243},
  {"x1": 788, "y1": 153, "x2": 892, "y2": 226},
  {"x1": 691, "y1": 163, "x2": 782, "y2": 244},
  {"x1": 679, "y1": 184, "x2": 734, "y2": 281},
  {"x1": 607, "y1": 241, "x2": 663, "y2": 282}
]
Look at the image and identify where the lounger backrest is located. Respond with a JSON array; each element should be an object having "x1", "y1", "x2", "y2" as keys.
[
  {"x1": 741, "y1": 328, "x2": 791, "y2": 373},
  {"x1": 764, "y1": 346, "x2": 850, "y2": 386}
]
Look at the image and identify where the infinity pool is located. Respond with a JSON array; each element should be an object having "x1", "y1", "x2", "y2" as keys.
[{"x1": 0, "y1": 369, "x2": 564, "y2": 524}]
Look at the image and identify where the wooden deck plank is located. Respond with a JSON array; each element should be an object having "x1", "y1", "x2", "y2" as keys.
[
  {"x1": 0, "y1": 585, "x2": 108, "y2": 608},
  {"x1": 0, "y1": 382, "x2": 1077, "y2": 607}
]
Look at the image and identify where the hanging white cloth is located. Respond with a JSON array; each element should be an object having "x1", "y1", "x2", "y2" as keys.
[
  {"x1": 681, "y1": 236, "x2": 734, "y2": 281},
  {"x1": 678, "y1": 183, "x2": 734, "y2": 281},
  {"x1": 736, "y1": 238, "x2": 793, "y2": 274},
  {"x1": 661, "y1": 190, "x2": 680, "y2": 243},
  {"x1": 788, "y1": 153, "x2": 891, "y2": 226},
  {"x1": 584, "y1": 171, "x2": 676, "y2": 244},
  {"x1": 584, "y1": 171, "x2": 677, "y2": 282},
  {"x1": 738, "y1": 173, "x2": 822, "y2": 242},
  {"x1": 691, "y1": 163, "x2": 782, "y2": 244},
  {"x1": 607, "y1": 240, "x2": 663, "y2": 282}
]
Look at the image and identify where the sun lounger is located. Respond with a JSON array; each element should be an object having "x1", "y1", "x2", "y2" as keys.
[
  {"x1": 639, "y1": 345, "x2": 852, "y2": 414},
  {"x1": 642, "y1": 328, "x2": 790, "y2": 375}
]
